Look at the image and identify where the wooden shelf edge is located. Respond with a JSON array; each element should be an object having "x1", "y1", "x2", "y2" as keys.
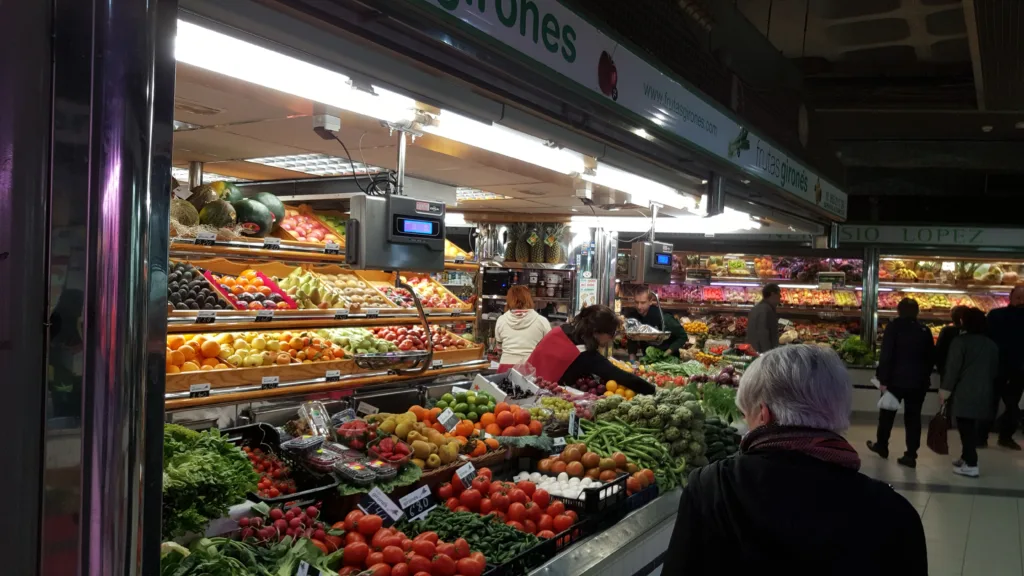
[
  {"x1": 167, "y1": 314, "x2": 478, "y2": 333},
  {"x1": 165, "y1": 362, "x2": 488, "y2": 410}
]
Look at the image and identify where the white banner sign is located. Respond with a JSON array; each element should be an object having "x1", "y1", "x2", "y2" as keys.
[{"x1": 839, "y1": 225, "x2": 1024, "y2": 248}]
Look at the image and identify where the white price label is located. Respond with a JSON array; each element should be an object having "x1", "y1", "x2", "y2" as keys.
[
  {"x1": 255, "y1": 310, "x2": 274, "y2": 322},
  {"x1": 455, "y1": 462, "x2": 477, "y2": 488},
  {"x1": 295, "y1": 561, "x2": 320, "y2": 576},
  {"x1": 568, "y1": 410, "x2": 580, "y2": 438},
  {"x1": 324, "y1": 241, "x2": 341, "y2": 255},
  {"x1": 399, "y1": 484, "x2": 438, "y2": 521},
  {"x1": 262, "y1": 237, "x2": 281, "y2": 250},
  {"x1": 437, "y1": 408, "x2": 459, "y2": 432},
  {"x1": 552, "y1": 437, "x2": 567, "y2": 454},
  {"x1": 364, "y1": 308, "x2": 380, "y2": 319},
  {"x1": 325, "y1": 370, "x2": 341, "y2": 382},
  {"x1": 195, "y1": 310, "x2": 216, "y2": 324},
  {"x1": 195, "y1": 232, "x2": 216, "y2": 246},
  {"x1": 188, "y1": 383, "x2": 211, "y2": 398},
  {"x1": 432, "y1": 359, "x2": 444, "y2": 369},
  {"x1": 454, "y1": 254, "x2": 466, "y2": 263},
  {"x1": 261, "y1": 376, "x2": 279, "y2": 390},
  {"x1": 334, "y1": 309, "x2": 349, "y2": 320},
  {"x1": 359, "y1": 487, "x2": 403, "y2": 523},
  {"x1": 356, "y1": 401, "x2": 379, "y2": 415},
  {"x1": 173, "y1": 187, "x2": 192, "y2": 200}
]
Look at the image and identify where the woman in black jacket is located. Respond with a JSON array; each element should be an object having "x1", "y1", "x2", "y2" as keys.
[{"x1": 663, "y1": 345, "x2": 926, "y2": 575}]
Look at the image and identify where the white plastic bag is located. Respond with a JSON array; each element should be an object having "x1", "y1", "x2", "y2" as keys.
[{"x1": 877, "y1": 391, "x2": 901, "y2": 411}]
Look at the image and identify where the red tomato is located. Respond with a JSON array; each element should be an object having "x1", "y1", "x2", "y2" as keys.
[
  {"x1": 342, "y1": 542, "x2": 369, "y2": 566},
  {"x1": 454, "y1": 505, "x2": 470, "y2": 513},
  {"x1": 431, "y1": 553, "x2": 457, "y2": 576},
  {"x1": 470, "y1": 551, "x2": 486, "y2": 565},
  {"x1": 476, "y1": 467, "x2": 493, "y2": 480},
  {"x1": 445, "y1": 497, "x2": 460, "y2": 511},
  {"x1": 546, "y1": 501, "x2": 565, "y2": 517},
  {"x1": 345, "y1": 532, "x2": 366, "y2": 545},
  {"x1": 391, "y1": 564, "x2": 410, "y2": 576},
  {"x1": 338, "y1": 568, "x2": 361, "y2": 576},
  {"x1": 411, "y1": 539, "x2": 435, "y2": 558},
  {"x1": 357, "y1": 515, "x2": 383, "y2": 536},
  {"x1": 478, "y1": 498, "x2": 493, "y2": 515},
  {"x1": 553, "y1": 514, "x2": 574, "y2": 532},
  {"x1": 401, "y1": 539, "x2": 414, "y2": 551},
  {"x1": 505, "y1": 521, "x2": 525, "y2": 532},
  {"x1": 537, "y1": 514, "x2": 554, "y2": 532},
  {"x1": 436, "y1": 482, "x2": 454, "y2": 500},
  {"x1": 311, "y1": 540, "x2": 330, "y2": 555},
  {"x1": 459, "y1": 488, "x2": 482, "y2": 511},
  {"x1": 324, "y1": 534, "x2": 344, "y2": 552},
  {"x1": 366, "y1": 551, "x2": 385, "y2": 566},
  {"x1": 488, "y1": 483, "x2": 504, "y2": 496},
  {"x1": 414, "y1": 531, "x2": 439, "y2": 545},
  {"x1": 454, "y1": 538, "x2": 471, "y2": 559},
  {"x1": 532, "y1": 489, "x2": 550, "y2": 509},
  {"x1": 365, "y1": 563, "x2": 392, "y2": 576},
  {"x1": 471, "y1": 476, "x2": 490, "y2": 494},
  {"x1": 492, "y1": 510, "x2": 507, "y2": 523},
  {"x1": 508, "y1": 489, "x2": 528, "y2": 504},
  {"x1": 456, "y1": 557, "x2": 485, "y2": 576},
  {"x1": 371, "y1": 529, "x2": 391, "y2": 551},
  {"x1": 407, "y1": 555, "x2": 432, "y2": 574},
  {"x1": 525, "y1": 502, "x2": 543, "y2": 522},
  {"x1": 507, "y1": 502, "x2": 526, "y2": 523},
  {"x1": 382, "y1": 545, "x2": 406, "y2": 565},
  {"x1": 436, "y1": 542, "x2": 456, "y2": 558},
  {"x1": 537, "y1": 530, "x2": 555, "y2": 539},
  {"x1": 516, "y1": 480, "x2": 536, "y2": 497},
  {"x1": 564, "y1": 510, "x2": 579, "y2": 524},
  {"x1": 450, "y1": 472, "x2": 465, "y2": 494},
  {"x1": 343, "y1": 510, "x2": 364, "y2": 531},
  {"x1": 491, "y1": 492, "x2": 510, "y2": 512},
  {"x1": 523, "y1": 519, "x2": 537, "y2": 534}
]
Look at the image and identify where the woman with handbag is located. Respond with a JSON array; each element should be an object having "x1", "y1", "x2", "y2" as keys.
[{"x1": 941, "y1": 307, "x2": 1000, "y2": 478}]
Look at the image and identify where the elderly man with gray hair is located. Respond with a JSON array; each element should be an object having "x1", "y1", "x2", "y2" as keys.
[{"x1": 663, "y1": 345, "x2": 927, "y2": 575}]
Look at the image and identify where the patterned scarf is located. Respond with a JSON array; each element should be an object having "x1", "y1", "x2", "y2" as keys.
[{"x1": 740, "y1": 424, "x2": 861, "y2": 471}]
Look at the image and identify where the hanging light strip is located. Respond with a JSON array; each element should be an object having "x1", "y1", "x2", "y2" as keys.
[{"x1": 244, "y1": 153, "x2": 382, "y2": 177}]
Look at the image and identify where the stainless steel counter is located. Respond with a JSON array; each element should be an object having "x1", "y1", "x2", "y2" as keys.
[{"x1": 530, "y1": 488, "x2": 681, "y2": 576}]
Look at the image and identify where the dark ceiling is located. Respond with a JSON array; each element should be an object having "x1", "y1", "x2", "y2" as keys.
[{"x1": 567, "y1": 0, "x2": 1024, "y2": 224}]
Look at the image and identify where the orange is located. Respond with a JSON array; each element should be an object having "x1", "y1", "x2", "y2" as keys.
[
  {"x1": 515, "y1": 424, "x2": 531, "y2": 437},
  {"x1": 166, "y1": 365, "x2": 181, "y2": 374},
  {"x1": 429, "y1": 407, "x2": 442, "y2": 422},
  {"x1": 167, "y1": 350, "x2": 185, "y2": 367},
  {"x1": 432, "y1": 422, "x2": 447, "y2": 434},
  {"x1": 242, "y1": 269, "x2": 258, "y2": 279},
  {"x1": 251, "y1": 277, "x2": 264, "y2": 287},
  {"x1": 494, "y1": 402, "x2": 510, "y2": 414},
  {"x1": 258, "y1": 286, "x2": 273, "y2": 297},
  {"x1": 167, "y1": 335, "x2": 185, "y2": 350},
  {"x1": 485, "y1": 423, "x2": 502, "y2": 436},
  {"x1": 480, "y1": 412, "x2": 496, "y2": 427},
  {"x1": 200, "y1": 340, "x2": 221, "y2": 358},
  {"x1": 201, "y1": 357, "x2": 220, "y2": 368},
  {"x1": 501, "y1": 426, "x2": 519, "y2": 437},
  {"x1": 178, "y1": 345, "x2": 196, "y2": 362},
  {"x1": 221, "y1": 276, "x2": 235, "y2": 286},
  {"x1": 509, "y1": 404, "x2": 521, "y2": 413},
  {"x1": 200, "y1": 364, "x2": 213, "y2": 371},
  {"x1": 471, "y1": 442, "x2": 487, "y2": 457},
  {"x1": 514, "y1": 409, "x2": 531, "y2": 426},
  {"x1": 528, "y1": 420, "x2": 543, "y2": 435},
  {"x1": 244, "y1": 285, "x2": 258, "y2": 293},
  {"x1": 496, "y1": 411, "x2": 514, "y2": 429},
  {"x1": 409, "y1": 405, "x2": 426, "y2": 421},
  {"x1": 213, "y1": 363, "x2": 229, "y2": 370},
  {"x1": 484, "y1": 438, "x2": 499, "y2": 450},
  {"x1": 231, "y1": 285, "x2": 244, "y2": 295},
  {"x1": 181, "y1": 361, "x2": 200, "y2": 372}
]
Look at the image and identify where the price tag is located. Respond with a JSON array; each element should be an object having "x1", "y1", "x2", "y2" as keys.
[
  {"x1": 455, "y1": 462, "x2": 476, "y2": 488},
  {"x1": 295, "y1": 561, "x2": 320, "y2": 576},
  {"x1": 325, "y1": 370, "x2": 341, "y2": 382},
  {"x1": 437, "y1": 408, "x2": 459, "y2": 432},
  {"x1": 188, "y1": 383, "x2": 211, "y2": 399},
  {"x1": 431, "y1": 359, "x2": 444, "y2": 369},
  {"x1": 358, "y1": 487, "x2": 403, "y2": 526},
  {"x1": 399, "y1": 484, "x2": 438, "y2": 521},
  {"x1": 450, "y1": 310, "x2": 461, "y2": 317},
  {"x1": 454, "y1": 254, "x2": 466, "y2": 263},
  {"x1": 568, "y1": 409, "x2": 580, "y2": 438},
  {"x1": 364, "y1": 308, "x2": 380, "y2": 319},
  {"x1": 262, "y1": 237, "x2": 281, "y2": 250},
  {"x1": 173, "y1": 187, "x2": 192, "y2": 200},
  {"x1": 195, "y1": 232, "x2": 216, "y2": 246},
  {"x1": 261, "y1": 376, "x2": 280, "y2": 390},
  {"x1": 255, "y1": 310, "x2": 274, "y2": 322},
  {"x1": 195, "y1": 310, "x2": 216, "y2": 324},
  {"x1": 356, "y1": 401, "x2": 379, "y2": 415},
  {"x1": 552, "y1": 436, "x2": 567, "y2": 454},
  {"x1": 334, "y1": 309, "x2": 349, "y2": 320},
  {"x1": 324, "y1": 241, "x2": 341, "y2": 255}
]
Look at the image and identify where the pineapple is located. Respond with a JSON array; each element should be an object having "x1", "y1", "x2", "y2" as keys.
[
  {"x1": 516, "y1": 224, "x2": 534, "y2": 263},
  {"x1": 503, "y1": 223, "x2": 521, "y2": 262},
  {"x1": 544, "y1": 224, "x2": 565, "y2": 264},
  {"x1": 529, "y1": 225, "x2": 545, "y2": 263}
]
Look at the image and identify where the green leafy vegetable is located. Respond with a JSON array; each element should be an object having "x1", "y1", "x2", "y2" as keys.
[{"x1": 162, "y1": 424, "x2": 258, "y2": 540}]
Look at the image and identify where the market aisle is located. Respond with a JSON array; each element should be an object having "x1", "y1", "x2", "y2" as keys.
[{"x1": 847, "y1": 422, "x2": 1024, "y2": 575}]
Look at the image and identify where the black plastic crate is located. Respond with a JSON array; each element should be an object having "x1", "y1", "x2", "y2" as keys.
[
  {"x1": 624, "y1": 483, "x2": 659, "y2": 514},
  {"x1": 483, "y1": 517, "x2": 591, "y2": 576},
  {"x1": 220, "y1": 423, "x2": 339, "y2": 506},
  {"x1": 550, "y1": 472, "x2": 628, "y2": 517}
]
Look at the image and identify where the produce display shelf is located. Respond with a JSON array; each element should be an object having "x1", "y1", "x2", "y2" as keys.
[
  {"x1": 525, "y1": 488, "x2": 681, "y2": 576},
  {"x1": 166, "y1": 310, "x2": 477, "y2": 331},
  {"x1": 481, "y1": 262, "x2": 576, "y2": 271},
  {"x1": 164, "y1": 359, "x2": 489, "y2": 410},
  {"x1": 170, "y1": 240, "x2": 348, "y2": 263},
  {"x1": 659, "y1": 303, "x2": 861, "y2": 317},
  {"x1": 877, "y1": 310, "x2": 951, "y2": 320},
  {"x1": 482, "y1": 295, "x2": 572, "y2": 303},
  {"x1": 878, "y1": 281, "x2": 1015, "y2": 292},
  {"x1": 167, "y1": 347, "x2": 486, "y2": 392}
]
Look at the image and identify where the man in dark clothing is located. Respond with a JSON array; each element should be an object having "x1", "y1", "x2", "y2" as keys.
[
  {"x1": 868, "y1": 298, "x2": 935, "y2": 467},
  {"x1": 623, "y1": 289, "x2": 688, "y2": 360},
  {"x1": 746, "y1": 283, "x2": 781, "y2": 353},
  {"x1": 981, "y1": 286, "x2": 1024, "y2": 449},
  {"x1": 935, "y1": 305, "x2": 967, "y2": 377}
]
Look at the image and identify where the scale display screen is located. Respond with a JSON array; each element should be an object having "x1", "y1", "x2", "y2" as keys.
[
  {"x1": 654, "y1": 253, "x2": 672, "y2": 266},
  {"x1": 393, "y1": 216, "x2": 440, "y2": 238}
]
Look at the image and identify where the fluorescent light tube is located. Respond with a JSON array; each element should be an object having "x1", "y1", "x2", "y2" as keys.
[
  {"x1": 579, "y1": 164, "x2": 697, "y2": 211},
  {"x1": 175, "y1": 20, "x2": 417, "y2": 124}
]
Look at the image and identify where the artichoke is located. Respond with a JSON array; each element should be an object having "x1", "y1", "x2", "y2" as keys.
[
  {"x1": 636, "y1": 418, "x2": 650, "y2": 428},
  {"x1": 627, "y1": 406, "x2": 643, "y2": 421},
  {"x1": 648, "y1": 415, "x2": 664, "y2": 429},
  {"x1": 665, "y1": 426, "x2": 681, "y2": 441}
]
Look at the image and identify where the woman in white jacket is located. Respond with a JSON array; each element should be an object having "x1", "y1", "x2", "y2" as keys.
[{"x1": 496, "y1": 286, "x2": 551, "y2": 371}]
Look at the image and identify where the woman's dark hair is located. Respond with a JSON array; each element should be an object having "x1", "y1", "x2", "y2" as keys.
[
  {"x1": 571, "y1": 305, "x2": 620, "y2": 350},
  {"x1": 897, "y1": 297, "x2": 919, "y2": 319},
  {"x1": 961, "y1": 307, "x2": 987, "y2": 334},
  {"x1": 951, "y1": 305, "x2": 968, "y2": 326},
  {"x1": 762, "y1": 283, "x2": 781, "y2": 299}
]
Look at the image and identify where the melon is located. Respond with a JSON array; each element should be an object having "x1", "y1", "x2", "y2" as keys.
[
  {"x1": 232, "y1": 199, "x2": 274, "y2": 237},
  {"x1": 188, "y1": 184, "x2": 220, "y2": 212},
  {"x1": 170, "y1": 197, "x2": 199, "y2": 226},
  {"x1": 210, "y1": 181, "x2": 244, "y2": 203},
  {"x1": 251, "y1": 191, "x2": 285, "y2": 229},
  {"x1": 198, "y1": 199, "x2": 237, "y2": 228}
]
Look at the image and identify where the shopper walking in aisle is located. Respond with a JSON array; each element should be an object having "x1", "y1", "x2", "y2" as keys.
[
  {"x1": 494, "y1": 286, "x2": 550, "y2": 372},
  {"x1": 746, "y1": 283, "x2": 780, "y2": 353},
  {"x1": 981, "y1": 285, "x2": 1024, "y2": 449},
  {"x1": 663, "y1": 345, "x2": 926, "y2": 575},
  {"x1": 941, "y1": 308, "x2": 999, "y2": 478},
  {"x1": 623, "y1": 288, "x2": 688, "y2": 360},
  {"x1": 867, "y1": 297, "x2": 935, "y2": 468},
  {"x1": 935, "y1": 305, "x2": 968, "y2": 378},
  {"x1": 524, "y1": 305, "x2": 654, "y2": 394}
]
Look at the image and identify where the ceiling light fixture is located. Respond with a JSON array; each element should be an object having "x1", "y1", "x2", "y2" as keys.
[
  {"x1": 455, "y1": 187, "x2": 513, "y2": 201},
  {"x1": 981, "y1": 125, "x2": 993, "y2": 133},
  {"x1": 175, "y1": 20, "x2": 418, "y2": 124},
  {"x1": 171, "y1": 167, "x2": 242, "y2": 184},
  {"x1": 579, "y1": 164, "x2": 698, "y2": 211},
  {"x1": 1015, "y1": 121, "x2": 1024, "y2": 129},
  {"x1": 244, "y1": 153, "x2": 382, "y2": 176}
]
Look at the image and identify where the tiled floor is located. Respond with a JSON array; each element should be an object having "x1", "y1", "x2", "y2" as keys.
[{"x1": 848, "y1": 422, "x2": 1024, "y2": 575}]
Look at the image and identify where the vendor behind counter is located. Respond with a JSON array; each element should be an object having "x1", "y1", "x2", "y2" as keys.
[
  {"x1": 623, "y1": 289, "x2": 688, "y2": 360},
  {"x1": 525, "y1": 305, "x2": 655, "y2": 395}
]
